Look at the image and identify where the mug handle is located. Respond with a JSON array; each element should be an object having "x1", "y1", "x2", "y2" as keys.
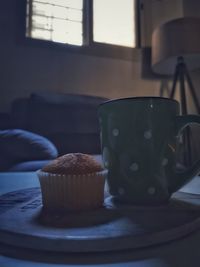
[{"x1": 170, "y1": 114, "x2": 200, "y2": 192}]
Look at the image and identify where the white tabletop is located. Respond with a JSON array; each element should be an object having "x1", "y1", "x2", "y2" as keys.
[{"x1": 0, "y1": 172, "x2": 200, "y2": 267}]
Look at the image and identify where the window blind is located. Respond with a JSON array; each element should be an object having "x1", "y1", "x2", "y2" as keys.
[{"x1": 26, "y1": 0, "x2": 83, "y2": 45}]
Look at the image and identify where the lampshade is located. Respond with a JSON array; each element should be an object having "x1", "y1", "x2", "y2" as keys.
[
  {"x1": 141, "y1": 47, "x2": 168, "y2": 80},
  {"x1": 151, "y1": 17, "x2": 200, "y2": 75}
]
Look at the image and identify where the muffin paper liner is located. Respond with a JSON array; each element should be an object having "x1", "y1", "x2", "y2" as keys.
[{"x1": 37, "y1": 170, "x2": 107, "y2": 211}]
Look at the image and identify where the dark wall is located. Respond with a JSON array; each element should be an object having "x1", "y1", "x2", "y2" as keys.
[{"x1": 0, "y1": 0, "x2": 159, "y2": 112}]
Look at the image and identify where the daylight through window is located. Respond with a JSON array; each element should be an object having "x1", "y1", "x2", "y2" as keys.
[
  {"x1": 26, "y1": 0, "x2": 83, "y2": 45},
  {"x1": 93, "y1": 0, "x2": 135, "y2": 47},
  {"x1": 26, "y1": 0, "x2": 137, "y2": 48}
]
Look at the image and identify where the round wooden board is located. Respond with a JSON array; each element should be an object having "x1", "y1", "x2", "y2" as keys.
[{"x1": 0, "y1": 187, "x2": 200, "y2": 252}]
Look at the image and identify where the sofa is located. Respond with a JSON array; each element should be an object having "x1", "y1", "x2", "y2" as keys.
[
  {"x1": 0, "y1": 129, "x2": 58, "y2": 171},
  {"x1": 0, "y1": 92, "x2": 108, "y2": 171}
]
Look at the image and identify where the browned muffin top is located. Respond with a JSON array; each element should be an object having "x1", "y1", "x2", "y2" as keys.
[{"x1": 41, "y1": 153, "x2": 103, "y2": 175}]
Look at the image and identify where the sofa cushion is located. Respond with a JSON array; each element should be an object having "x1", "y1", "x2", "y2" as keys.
[
  {"x1": 48, "y1": 132, "x2": 101, "y2": 155},
  {"x1": 30, "y1": 92, "x2": 108, "y2": 105},
  {"x1": 0, "y1": 129, "x2": 58, "y2": 171},
  {"x1": 27, "y1": 93, "x2": 108, "y2": 135},
  {"x1": 8, "y1": 93, "x2": 109, "y2": 157},
  {"x1": 27, "y1": 102, "x2": 100, "y2": 134}
]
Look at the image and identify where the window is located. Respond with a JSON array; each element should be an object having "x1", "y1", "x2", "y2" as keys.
[
  {"x1": 26, "y1": 0, "x2": 84, "y2": 45},
  {"x1": 25, "y1": 0, "x2": 139, "y2": 58},
  {"x1": 93, "y1": 0, "x2": 135, "y2": 47}
]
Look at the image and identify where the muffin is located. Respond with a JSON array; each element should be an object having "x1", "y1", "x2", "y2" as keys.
[{"x1": 37, "y1": 153, "x2": 107, "y2": 212}]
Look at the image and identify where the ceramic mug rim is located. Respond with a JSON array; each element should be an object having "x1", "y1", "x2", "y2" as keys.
[{"x1": 99, "y1": 96, "x2": 179, "y2": 108}]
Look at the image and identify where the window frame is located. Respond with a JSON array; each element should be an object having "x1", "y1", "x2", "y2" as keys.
[{"x1": 17, "y1": 0, "x2": 141, "y2": 61}]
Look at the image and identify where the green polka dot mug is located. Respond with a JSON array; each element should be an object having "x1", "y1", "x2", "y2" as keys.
[{"x1": 98, "y1": 97, "x2": 200, "y2": 205}]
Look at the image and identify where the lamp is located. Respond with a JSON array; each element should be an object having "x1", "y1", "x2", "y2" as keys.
[
  {"x1": 151, "y1": 17, "x2": 200, "y2": 166},
  {"x1": 141, "y1": 47, "x2": 171, "y2": 96}
]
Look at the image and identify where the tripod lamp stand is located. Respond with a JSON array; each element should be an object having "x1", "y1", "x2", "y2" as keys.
[{"x1": 151, "y1": 17, "x2": 200, "y2": 166}]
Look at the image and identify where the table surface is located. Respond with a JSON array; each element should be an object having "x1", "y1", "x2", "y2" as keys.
[{"x1": 1, "y1": 172, "x2": 200, "y2": 267}]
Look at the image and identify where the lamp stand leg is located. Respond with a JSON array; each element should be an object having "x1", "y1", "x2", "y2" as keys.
[
  {"x1": 170, "y1": 65, "x2": 179, "y2": 99},
  {"x1": 169, "y1": 58, "x2": 199, "y2": 167},
  {"x1": 179, "y1": 62, "x2": 192, "y2": 166}
]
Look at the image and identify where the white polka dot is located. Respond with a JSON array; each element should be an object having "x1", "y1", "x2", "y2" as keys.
[
  {"x1": 103, "y1": 147, "x2": 110, "y2": 168},
  {"x1": 162, "y1": 158, "x2": 168, "y2": 166},
  {"x1": 118, "y1": 187, "x2": 125, "y2": 195},
  {"x1": 112, "y1": 128, "x2": 119, "y2": 136},
  {"x1": 130, "y1": 163, "x2": 139, "y2": 172},
  {"x1": 144, "y1": 130, "x2": 152, "y2": 139},
  {"x1": 147, "y1": 187, "x2": 156, "y2": 195},
  {"x1": 178, "y1": 136, "x2": 183, "y2": 144},
  {"x1": 104, "y1": 162, "x2": 109, "y2": 168},
  {"x1": 150, "y1": 104, "x2": 154, "y2": 108}
]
